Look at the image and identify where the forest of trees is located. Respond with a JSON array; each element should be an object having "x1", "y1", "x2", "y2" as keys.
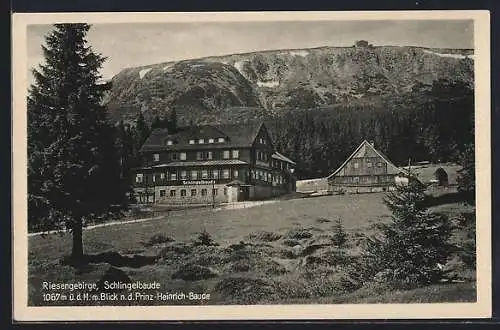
[{"x1": 267, "y1": 79, "x2": 474, "y2": 179}]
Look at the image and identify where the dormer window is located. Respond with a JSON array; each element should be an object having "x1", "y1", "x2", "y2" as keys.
[
  {"x1": 199, "y1": 139, "x2": 205, "y2": 144},
  {"x1": 208, "y1": 138, "x2": 214, "y2": 143},
  {"x1": 166, "y1": 140, "x2": 173, "y2": 146},
  {"x1": 218, "y1": 137, "x2": 225, "y2": 143},
  {"x1": 153, "y1": 154, "x2": 160, "y2": 162},
  {"x1": 189, "y1": 139, "x2": 195, "y2": 144}
]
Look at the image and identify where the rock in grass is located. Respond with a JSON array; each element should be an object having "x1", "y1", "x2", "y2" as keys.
[{"x1": 171, "y1": 263, "x2": 219, "y2": 281}]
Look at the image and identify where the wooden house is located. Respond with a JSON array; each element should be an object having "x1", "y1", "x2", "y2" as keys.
[
  {"x1": 327, "y1": 140, "x2": 411, "y2": 193},
  {"x1": 132, "y1": 121, "x2": 296, "y2": 204}
]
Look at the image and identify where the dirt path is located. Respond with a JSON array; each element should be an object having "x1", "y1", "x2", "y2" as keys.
[
  {"x1": 28, "y1": 200, "x2": 280, "y2": 237},
  {"x1": 28, "y1": 215, "x2": 165, "y2": 237}
]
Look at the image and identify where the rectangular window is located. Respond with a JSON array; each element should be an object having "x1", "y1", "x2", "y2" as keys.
[
  {"x1": 189, "y1": 139, "x2": 195, "y2": 144},
  {"x1": 377, "y1": 162, "x2": 384, "y2": 168},
  {"x1": 201, "y1": 189, "x2": 207, "y2": 196},
  {"x1": 167, "y1": 140, "x2": 173, "y2": 146},
  {"x1": 353, "y1": 177, "x2": 360, "y2": 183},
  {"x1": 232, "y1": 150, "x2": 239, "y2": 159},
  {"x1": 223, "y1": 150, "x2": 230, "y2": 159},
  {"x1": 170, "y1": 190, "x2": 176, "y2": 197},
  {"x1": 191, "y1": 189, "x2": 197, "y2": 196},
  {"x1": 353, "y1": 161, "x2": 359, "y2": 169},
  {"x1": 181, "y1": 189, "x2": 186, "y2": 197},
  {"x1": 152, "y1": 175, "x2": 156, "y2": 183},
  {"x1": 160, "y1": 190, "x2": 166, "y2": 197},
  {"x1": 197, "y1": 151, "x2": 212, "y2": 160},
  {"x1": 160, "y1": 173, "x2": 165, "y2": 179},
  {"x1": 233, "y1": 169, "x2": 239, "y2": 179},
  {"x1": 170, "y1": 172, "x2": 177, "y2": 181},
  {"x1": 213, "y1": 169, "x2": 219, "y2": 179},
  {"x1": 191, "y1": 170, "x2": 198, "y2": 180},
  {"x1": 171, "y1": 153, "x2": 178, "y2": 161},
  {"x1": 202, "y1": 169, "x2": 208, "y2": 179},
  {"x1": 218, "y1": 137, "x2": 225, "y2": 143},
  {"x1": 208, "y1": 138, "x2": 214, "y2": 143},
  {"x1": 153, "y1": 154, "x2": 160, "y2": 162},
  {"x1": 224, "y1": 187, "x2": 228, "y2": 196},
  {"x1": 223, "y1": 169, "x2": 230, "y2": 179},
  {"x1": 367, "y1": 162, "x2": 372, "y2": 168},
  {"x1": 212, "y1": 188, "x2": 218, "y2": 196},
  {"x1": 199, "y1": 139, "x2": 205, "y2": 144},
  {"x1": 180, "y1": 152, "x2": 186, "y2": 160},
  {"x1": 181, "y1": 170, "x2": 187, "y2": 179}
]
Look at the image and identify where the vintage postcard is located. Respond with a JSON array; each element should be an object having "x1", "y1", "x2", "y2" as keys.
[{"x1": 12, "y1": 11, "x2": 491, "y2": 321}]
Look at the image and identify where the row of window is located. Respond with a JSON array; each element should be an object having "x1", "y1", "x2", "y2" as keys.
[
  {"x1": 188, "y1": 137, "x2": 225, "y2": 145},
  {"x1": 153, "y1": 149, "x2": 239, "y2": 162},
  {"x1": 352, "y1": 161, "x2": 385, "y2": 169},
  {"x1": 252, "y1": 169, "x2": 286, "y2": 184},
  {"x1": 159, "y1": 187, "x2": 227, "y2": 198},
  {"x1": 272, "y1": 159, "x2": 291, "y2": 170},
  {"x1": 136, "y1": 168, "x2": 239, "y2": 183},
  {"x1": 334, "y1": 175, "x2": 394, "y2": 184}
]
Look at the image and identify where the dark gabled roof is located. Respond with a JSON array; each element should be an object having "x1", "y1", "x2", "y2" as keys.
[
  {"x1": 140, "y1": 121, "x2": 264, "y2": 152},
  {"x1": 327, "y1": 140, "x2": 408, "y2": 179}
]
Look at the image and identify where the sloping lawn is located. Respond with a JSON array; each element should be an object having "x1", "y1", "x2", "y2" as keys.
[{"x1": 28, "y1": 192, "x2": 475, "y2": 306}]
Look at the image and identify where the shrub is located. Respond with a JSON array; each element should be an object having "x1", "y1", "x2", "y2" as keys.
[
  {"x1": 214, "y1": 277, "x2": 278, "y2": 304},
  {"x1": 286, "y1": 228, "x2": 313, "y2": 240},
  {"x1": 247, "y1": 230, "x2": 282, "y2": 242},
  {"x1": 142, "y1": 233, "x2": 174, "y2": 247},
  {"x1": 193, "y1": 228, "x2": 218, "y2": 247},
  {"x1": 282, "y1": 239, "x2": 301, "y2": 247}
]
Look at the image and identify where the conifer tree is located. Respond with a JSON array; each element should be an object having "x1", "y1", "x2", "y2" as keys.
[
  {"x1": 167, "y1": 109, "x2": 178, "y2": 133},
  {"x1": 362, "y1": 174, "x2": 452, "y2": 288},
  {"x1": 28, "y1": 24, "x2": 125, "y2": 261},
  {"x1": 134, "y1": 112, "x2": 150, "y2": 147}
]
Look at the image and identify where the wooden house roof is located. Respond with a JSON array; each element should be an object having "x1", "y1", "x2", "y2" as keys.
[
  {"x1": 327, "y1": 140, "x2": 408, "y2": 179},
  {"x1": 140, "y1": 121, "x2": 265, "y2": 152}
]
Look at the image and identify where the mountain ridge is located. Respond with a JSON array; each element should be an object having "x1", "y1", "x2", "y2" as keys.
[{"x1": 104, "y1": 43, "x2": 474, "y2": 125}]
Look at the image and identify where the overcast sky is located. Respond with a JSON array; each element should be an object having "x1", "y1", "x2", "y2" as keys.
[{"x1": 27, "y1": 20, "x2": 473, "y2": 80}]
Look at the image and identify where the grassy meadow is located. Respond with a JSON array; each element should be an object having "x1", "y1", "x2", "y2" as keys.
[{"x1": 28, "y1": 191, "x2": 476, "y2": 306}]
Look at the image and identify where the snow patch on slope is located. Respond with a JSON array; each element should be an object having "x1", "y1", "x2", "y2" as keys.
[
  {"x1": 163, "y1": 64, "x2": 174, "y2": 71},
  {"x1": 233, "y1": 60, "x2": 247, "y2": 75},
  {"x1": 139, "y1": 68, "x2": 152, "y2": 79},
  {"x1": 257, "y1": 80, "x2": 279, "y2": 88},
  {"x1": 423, "y1": 49, "x2": 473, "y2": 60}
]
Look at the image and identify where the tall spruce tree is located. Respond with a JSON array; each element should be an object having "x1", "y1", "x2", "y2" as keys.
[
  {"x1": 28, "y1": 24, "x2": 125, "y2": 261},
  {"x1": 362, "y1": 174, "x2": 452, "y2": 289}
]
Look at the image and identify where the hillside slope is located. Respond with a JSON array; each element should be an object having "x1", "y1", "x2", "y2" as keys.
[{"x1": 105, "y1": 44, "x2": 474, "y2": 124}]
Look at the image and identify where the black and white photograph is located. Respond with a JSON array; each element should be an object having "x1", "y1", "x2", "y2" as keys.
[{"x1": 12, "y1": 11, "x2": 491, "y2": 320}]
